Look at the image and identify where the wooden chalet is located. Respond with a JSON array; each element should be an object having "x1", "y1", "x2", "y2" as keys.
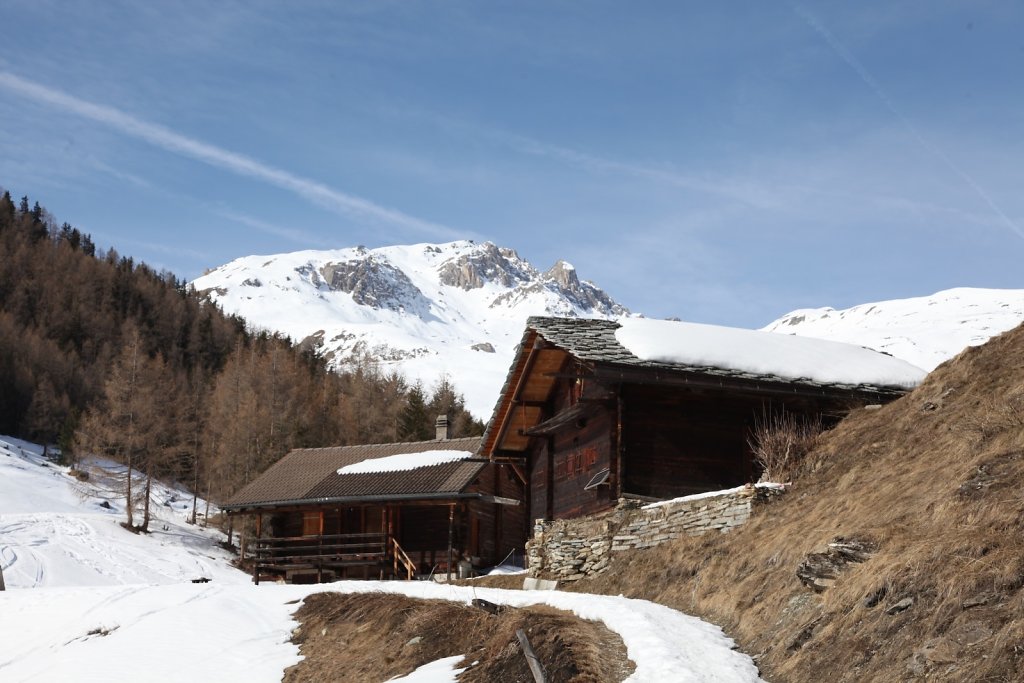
[
  {"x1": 481, "y1": 316, "x2": 922, "y2": 525},
  {"x1": 223, "y1": 420, "x2": 524, "y2": 584}
]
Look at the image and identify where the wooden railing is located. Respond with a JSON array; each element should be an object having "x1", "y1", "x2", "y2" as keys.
[
  {"x1": 253, "y1": 532, "x2": 419, "y2": 583},
  {"x1": 389, "y1": 537, "x2": 417, "y2": 581}
]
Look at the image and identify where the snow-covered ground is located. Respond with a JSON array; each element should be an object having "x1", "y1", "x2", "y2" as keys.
[
  {"x1": 0, "y1": 436, "x2": 243, "y2": 588},
  {"x1": 1, "y1": 435, "x2": 764, "y2": 682}
]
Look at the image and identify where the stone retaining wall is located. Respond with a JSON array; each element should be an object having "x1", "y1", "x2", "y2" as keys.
[{"x1": 527, "y1": 484, "x2": 785, "y2": 581}]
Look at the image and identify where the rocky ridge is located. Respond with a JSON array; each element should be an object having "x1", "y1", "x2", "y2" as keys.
[{"x1": 191, "y1": 240, "x2": 628, "y2": 417}]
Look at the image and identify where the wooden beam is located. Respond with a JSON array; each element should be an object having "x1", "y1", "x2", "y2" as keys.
[
  {"x1": 592, "y1": 363, "x2": 906, "y2": 402},
  {"x1": 517, "y1": 628, "x2": 547, "y2": 683},
  {"x1": 477, "y1": 495, "x2": 521, "y2": 506},
  {"x1": 508, "y1": 463, "x2": 528, "y2": 488},
  {"x1": 523, "y1": 403, "x2": 595, "y2": 436},
  {"x1": 492, "y1": 337, "x2": 544, "y2": 453}
]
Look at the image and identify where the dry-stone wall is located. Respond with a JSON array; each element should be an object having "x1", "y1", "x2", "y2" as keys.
[{"x1": 527, "y1": 484, "x2": 785, "y2": 581}]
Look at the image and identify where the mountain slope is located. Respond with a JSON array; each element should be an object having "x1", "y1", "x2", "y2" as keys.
[
  {"x1": 0, "y1": 436, "x2": 244, "y2": 588},
  {"x1": 763, "y1": 287, "x2": 1024, "y2": 371},
  {"x1": 191, "y1": 240, "x2": 628, "y2": 417},
  {"x1": 579, "y1": 319, "x2": 1024, "y2": 681}
]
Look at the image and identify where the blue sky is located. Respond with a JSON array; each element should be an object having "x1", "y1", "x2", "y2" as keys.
[{"x1": 1, "y1": 1, "x2": 1022, "y2": 326}]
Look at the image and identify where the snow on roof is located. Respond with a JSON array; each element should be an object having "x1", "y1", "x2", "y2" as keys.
[
  {"x1": 616, "y1": 317, "x2": 927, "y2": 389},
  {"x1": 337, "y1": 449, "x2": 474, "y2": 475}
]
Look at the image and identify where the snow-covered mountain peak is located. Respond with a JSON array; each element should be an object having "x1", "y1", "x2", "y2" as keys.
[{"x1": 192, "y1": 240, "x2": 629, "y2": 416}]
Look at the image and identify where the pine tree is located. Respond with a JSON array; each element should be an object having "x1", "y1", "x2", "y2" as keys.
[{"x1": 398, "y1": 382, "x2": 432, "y2": 441}]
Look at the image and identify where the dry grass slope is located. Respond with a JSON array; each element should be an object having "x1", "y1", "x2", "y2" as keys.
[
  {"x1": 575, "y1": 322, "x2": 1024, "y2": 682},
  {"x1": 284, "y1": 592, "x2": 634, "y2": 682}
]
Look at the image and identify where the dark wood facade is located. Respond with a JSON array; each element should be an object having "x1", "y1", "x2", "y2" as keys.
[
  {"x1": 223, "y1": 436, "x2": 528, "y2": 583},
  {"x1": 483, "y1": 318, "x2": 914, "y2": 528}
]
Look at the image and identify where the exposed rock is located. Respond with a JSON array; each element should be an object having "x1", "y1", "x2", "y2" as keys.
[
  {"x1": 788, "y1": 616, "x2": 826, "y2": 652},
  {"x1": 241, "y1": 278, "x2": 262, "y2": 287},
  {"x1": 908, "y1": 637, "x2": 960, "y2": 675},
  {"x1": 471, "y1": 342, "x2": 495, "y2": 353},
  {"x1": 961, "y1": 593, "x2": 992, "y2": 609},
  {"x1": 320, "y1": 257, "x2": 430, "y2": 315},
  {"x1": 886, "y1": 597, "x2": 914, "y2": 615},
  {"x1": 863, "y1": 586, "x2": 887, "y2": 608},
  {"x1": 437, "y1": 242, "x2": 536, "y2": 290},
  {"x1": 797, "y1": 537, "x2": 876, "y2": 592},
  {"x1": 957, "y1": 452, "x2": 1022, "y2": 500}
]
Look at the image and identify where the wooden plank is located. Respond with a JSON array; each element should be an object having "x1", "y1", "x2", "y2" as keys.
[
  {"x1": 516, "y1": 628, "x2": 547, "y2": 683},
  {"x1": 477, "y1": 495, "x2": 520, "y2": 506}
]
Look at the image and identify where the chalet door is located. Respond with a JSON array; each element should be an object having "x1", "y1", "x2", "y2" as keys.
[
  {"x1": 365, "y1": 507, "x2": 384, "y2": 536},
  {"x1": 344, "y1": 507, "x2": 361, "y2": 534}
]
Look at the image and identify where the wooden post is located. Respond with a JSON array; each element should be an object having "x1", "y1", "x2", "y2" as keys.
[
  {"x1": 0, "y1": 560, "x2": 5, "y2": 591},
  {"x1": 516, "y1": 628, "x2": 546, "y2": 683},
  {"x1": 615, "y1": 392, "x2": 625, "y2": 499},
  {"x1": 545, "y1": 438, "x2": 555, "y2": 519},
  {"x1": 317, "y1": 510, "x2": 325, "y2": 583},
  {"x1": 253, "y1": 514, "x2": 263, "y2": 585},
  {"x1": 447, "y1": 503, "x2": 455, "y2": 583}
]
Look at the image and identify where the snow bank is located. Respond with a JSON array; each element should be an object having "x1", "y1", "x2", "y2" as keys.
[
  {"x1": 616, "y1": 317, "x2": 926, "y2": 389},
  {"x1": 0, "y1": 582, "x2": 763, "y2": 682},
  {"x1": 337, "y1": 449, "x2": 473, "y2": 475},
  {"x1": 642, "y1": 482, "x2": 788, "y2": 510},
  {"x1": 387, "y1": 655, "x2": 466, "y2": 682}
]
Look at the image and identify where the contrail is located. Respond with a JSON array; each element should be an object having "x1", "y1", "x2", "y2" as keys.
[
  {"x1": 0, "y1": 70, "x2": 460, "y2": 240},
  {"x1": 216, "y1": 209, "x2": 332, "y2": 247},
  {"x1": 790, "y1": 3, "x2": 1024, "y2": 241}
]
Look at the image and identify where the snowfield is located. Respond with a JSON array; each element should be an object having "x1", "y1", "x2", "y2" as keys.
[
  {"x1": 764, "y1": 287, "x2": 1024, "y2": 371},
  {"x1": 1, "y1": 436, "x2": 764, "y2": 682}
]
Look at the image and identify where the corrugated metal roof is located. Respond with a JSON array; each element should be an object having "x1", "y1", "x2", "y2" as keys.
[
  {"x1": 305, "y1": 459, "x2": 486, "y2": 501},
  {"x1": 225, "y1": 436, "x2": 483, "y2": 509}
]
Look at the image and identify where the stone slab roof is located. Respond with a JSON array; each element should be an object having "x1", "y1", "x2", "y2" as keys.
[{"x1": 526, "y1": 316, "x2": 909, "y2": 393}]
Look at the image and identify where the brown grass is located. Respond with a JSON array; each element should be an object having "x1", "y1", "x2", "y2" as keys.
[
  {"x1": 572, "y1": 322, "x2": 1024, "y2": 682},
  {"x1": 747, "y1": 411, "x2": 825, "y2": 482},
  {"x1": 283, "y1": 592, "x2": 634, "y2": 682}
]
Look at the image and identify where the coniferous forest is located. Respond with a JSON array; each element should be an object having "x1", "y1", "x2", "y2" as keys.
[{"x1": 0, "y1": 190, "x2": 482, "y2": 520}]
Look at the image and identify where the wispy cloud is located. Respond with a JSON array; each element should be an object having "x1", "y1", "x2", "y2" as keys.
[
  {"x1": 215, "y1": 209, "x2": 332, "y2": 247},
  {"x1": 89, "y1": 159, "x2": 155, "y2": 190},
  {"x1": 0, "y1": 70, "x2": 461, "y2": 241},
  {"x1": 790, "y1": 2, "x2": 1024, "y2": 241},
  {"x1": 393, "y1": 104, "x2": 1004, "y2": 228}
]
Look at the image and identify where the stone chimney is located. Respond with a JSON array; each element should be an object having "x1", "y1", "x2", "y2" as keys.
[{"x1": 435, "y1": 415, "x2": 450, "y2": 441}]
